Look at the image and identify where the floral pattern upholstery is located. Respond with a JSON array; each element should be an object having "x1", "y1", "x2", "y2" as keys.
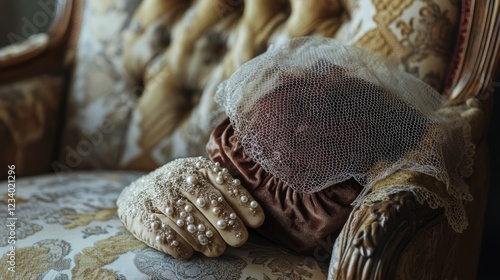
[{"x1": 0, "y1": 172, "x2": 329, "y2": 279}]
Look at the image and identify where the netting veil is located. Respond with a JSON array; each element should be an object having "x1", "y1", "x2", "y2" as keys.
[{"x1": 215, "y1": 37, "x2": 475, "y2": 232}]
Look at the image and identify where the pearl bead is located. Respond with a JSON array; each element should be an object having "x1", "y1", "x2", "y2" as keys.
[
  {"x1": 156, "y1": 235, "x2": 162, "y2": 242},
  {"x1": 197, "y1": 224, "x2": 206, "y2": 231},
  {"x1": 187, "y1": 224, "x2": 196, "y2": 233},
  {"x1": 232, "y1": 179, "x2": 240, "y2": 185},
  {"x1": 216, "y1": 220, "x2": 227, "y2": 229},
  {"x1": 176, "y1": 219, "x2": 184, "y2": 227},
  {"x1": 186, "y1": 175, "x2": 198, "y2": 185},
  {"x1": 221, "y1": 168, "x2": 228, "y2": 174},
  {"x1": 212, "y1": 167, "x2": 219, "y2": 173},
  {"x1": 184, "y1": 205, "x2": 192, "y2": 212},
  {"x1": 232, "y1": 189, "x2": 239, "y2": 195},
  {"x1": 172, "y1": 240, "x2": 179, "y2": 246},
  {"x1": 131, "y1": 208, "x2": 136, "y2": 215},
  {"x1": 215, "y1": 176, "x2": 224, "y2": 184},
  {"x1": 177, "y1": 199, "x2": 184, "y2": 206},
  {"x1": 250, "y1": 201, "x2": 258, "y2": 208},
  {"x1": 198, "y1": 235, "x2": 208, "y2": 245},
  {"x1": 205, "y1": 230, "x2": 213, "y2": 238},
  {"x1": 195, "y1": 162, "x2": 202, "y2": 168},
  {"x1": 229, "y1": 213, "x2": 237, "y2": 220},
  {"x1": 211, "y1": 199, "x2": 218, "y2": 206},
  {"x1": 217, "y1": 197, "x2": 224, "y2": 203},
  {"x1": 212, "y1": 207, "x2": 220, "y2": 215},
  {"x1": 165, "y1": 207, "x2": 174, "y2": 215},
  {"x1": 214, "y1": 162, "x2": 221, "y2": 168},
  {"x1": 149, "y1": 214, "x2": 155, "y2": 220},
  {"x1": 186, "y1": 216, "x2": 194, "y2": 224},
  {"x1": 167, "y1": 171, "x2": 172, "y2": 177},
  {"x1": 196, "y1": 198, "x2": 206, "y2": 207},
  {"x1": 228, "y1": 220, "x2": 234, "y2": 226},
  {"x1": 151, "y1": 222, "x2": 159, "y2": 230},
  {"x1": 180, "y1": 211, "x2": 187, "y2": 218},
  {"x1": 240, "y1": 196, "x2": 248, "y2": 203},
  {"x1": 161, "y1": 223, "x2": 167, "y2": 229}
]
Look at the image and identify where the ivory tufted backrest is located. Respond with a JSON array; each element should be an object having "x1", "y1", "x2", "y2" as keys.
[{"x1": 57, "y1": 0, "x2": 461, "y2": 172}]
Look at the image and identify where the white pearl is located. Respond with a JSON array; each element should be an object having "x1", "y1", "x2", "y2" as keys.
[
  {"x1": 186, "y1": 175, "x2": 198, "y2": 185},
  {"x1": 156, "y1": 235, "x2": 162, "y2": 242},
  {"x1": 205, "y1": 230, "x2": 214, "y2": 238},
  {"x1": 240, "y1": 196, "x2": 248, "y2": 203},
  {"x1": 195, "y1": 162, "x2": 202, "y2": 168},
  {"x1": 165, "y1": 207, "x2": 174, "y2": 215},
  {"x1": 184, "y1": 205, "x2": 192, "y2": 212},
  {"x1": 232, "y1": 179, "x2": 240, "y2": 185},
  {"x1": 250, "y1": 201, "x2": 258, "y2": 208},
  {"x1": 216, "y1": 220, "x2": 227, "y2": 229},
  {"x1": 212, "y1": 207, "x2": 220, "y2": 215},
  {"x1": 172, "y1": 240, "x2": 179, "y2": 246},
  {"x1": 197, "y1": 224, "x2": 206, "y2": 231},
  {"x1": 229, "y1": 213, "x2": 237, "y2": 220},
  {"x1": 222, "y1": 168, "x2": 228, "y2": 174},
  {"x1": 211, "y1": 199, "x2": 218, "y2": 206},
  {"x1": 198, "y1": 235, "x2": 208, "y2": 245},
  {"x1": 196, "y1": 198, "x2": 206, "y2": 207},
  {"x1": 186, "y1": 216, "x2": 194, "y2": 224},
  {"x1": 232, "y1": 189, "x2": 239, "y2": 195},
  {"x1": 180, "y1": 211, "x2": 187, "y2": 218},
  {"x1": 214, "y1": 162, "x2": 221, "y2": 168},
  {"x1": 212, "y1": 167, "x2": 219, "y2": 173},
  {"x1": 228, "y1": 220, "x2": 234, "y2": 226},
  {"x1": 177, "y1": 199, "x2": 184, "y2": 206},
  {"x1": 215, "y1": 176, "x2": 224, "y2": 184},
  {"x1": 131, "y1": 208, "x2": 136, "y2": 215},
  {"x1": 217, "y1": 197, "x2": 224, "y2": 203},
  {"x1": 176, "y1": 219, "x2": 184, "y2": 227},
  {"x1": 149, "y1": 214, "x2": 155, "y2": 220},
  {"x1": 161, "y1": 223, "x2": 167, "y2": 229},
  {"x1": 151, "y1": 222, "x2": 159, "y2": 230},
  {"x1": 187, "y1": 224, "x2": 196, "y2": 233}
]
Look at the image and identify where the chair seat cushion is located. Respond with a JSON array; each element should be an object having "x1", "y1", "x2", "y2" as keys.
[{"x1": 0, "y1": 171, "x2": 328, "y2": 279}]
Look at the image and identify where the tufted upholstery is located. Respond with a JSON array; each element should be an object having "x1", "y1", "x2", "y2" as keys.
[
  {"x1": 57, "y1": 0, "x2": 461, "y2": 173},
  {"x1": 1, "y1": 0, "x2": 498, "y2": 279}
]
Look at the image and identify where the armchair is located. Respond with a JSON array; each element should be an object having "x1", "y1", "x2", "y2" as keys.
[{"x1": 1, "y1": 0, "x2": 498, "y2": 279}]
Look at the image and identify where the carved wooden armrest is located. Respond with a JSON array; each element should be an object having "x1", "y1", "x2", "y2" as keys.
[
  {"x1": 332, "y1": 109, "x2": 490, "y2": 279},
  {"x1": 333, "y1": 171, "x2": 448, "y2": 280}
]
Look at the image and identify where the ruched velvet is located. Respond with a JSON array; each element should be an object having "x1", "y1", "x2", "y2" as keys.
[{"x1": 206, "y1": 117, "x2": 363, "y2": 256}]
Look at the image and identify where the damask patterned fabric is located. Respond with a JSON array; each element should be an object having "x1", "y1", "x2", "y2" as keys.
[
  {"x1": 58, "y1": 0, "x2": 461, "y2": 171},
  {"x1": 0, "y1": 75, "x2": 63, "y2": 179},
  {"x1": 0, "y1": 172, "x2": 329, "y2": 279},
  {"x1": 57, "y1": 0, "x2": 142, "y2": 171}
]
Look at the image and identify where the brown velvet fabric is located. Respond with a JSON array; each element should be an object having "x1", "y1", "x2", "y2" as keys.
[{"x1": 207, "y1": 117, "x2": 363, "y2": 256}]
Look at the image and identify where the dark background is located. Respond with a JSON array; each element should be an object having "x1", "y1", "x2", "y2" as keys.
[{"x1": 478, "y1": 70, "x2": 500, "y2": 279}]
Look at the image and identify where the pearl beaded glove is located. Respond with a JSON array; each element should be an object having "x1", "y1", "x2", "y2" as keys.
[{"x1": 117, "y1": 157, "x2": 265, "y2": 259}]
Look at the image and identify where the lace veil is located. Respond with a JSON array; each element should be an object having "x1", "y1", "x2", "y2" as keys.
[{"x1": 214, "y1": 37, "x2": 475, "y2": 232}]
